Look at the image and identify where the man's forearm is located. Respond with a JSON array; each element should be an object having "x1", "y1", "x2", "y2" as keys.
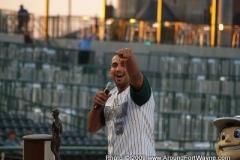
[
  {"x1": 87, "y1": 108, "x2": 102, "y2": 133},
  {"x1": 126, "y1": 56, "x2": 143, "y2": 90}
]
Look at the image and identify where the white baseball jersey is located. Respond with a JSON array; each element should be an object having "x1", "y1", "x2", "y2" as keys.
[{"x1": 100, "y1": 76, "x2": 156, "y2": 156}]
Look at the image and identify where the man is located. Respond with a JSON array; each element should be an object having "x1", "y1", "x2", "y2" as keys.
[
  {"x1": 213, "y1": 116, "x2": 240, "y2": 160},
  {"x1": 78, "y1": 33, "x2": 94, "y2": 64},
  {"x1": 87, "y1": 48, "x2": 156, "y2": 157},
  {"x1": 17, "y1": 5, "x2": 29, "y2": 33},
  {"x1": 4, "y1": 130, "x2": 23, "y2": 158},
  {"x1": 78, "y1": 33, "x2": 94, "y2": 51}
]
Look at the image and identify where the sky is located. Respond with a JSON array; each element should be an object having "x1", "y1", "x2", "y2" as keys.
[{"x1": 1, "y1": 0, "x2": 116, "y2": 17}]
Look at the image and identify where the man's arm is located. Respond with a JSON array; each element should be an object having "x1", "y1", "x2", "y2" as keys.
[
  {"x1": 126, "y1": 56, "x2": 143, "y2": 91},
  {"x1": 87, "y1": 108, "x2": 103, "y2": 133},
  {"x1": 87, "y1": 90, "x2": 110, "y2": 132},
  {"x1": 117, "y1": 48, "x2": 143, "y2": 91},
  {"x1": 90, "y1": 33, "x2": 95, "y2": 39}
]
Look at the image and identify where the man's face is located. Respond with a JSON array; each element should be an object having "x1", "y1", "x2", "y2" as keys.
[
  {"x1": 216, "y1": 126, "x2": 240, "y2": 160},
  {"x1": 109, "y1": 55, "x2": 129, "y2": 91},
  {"x1": 52, "y1": 110, "x2": 58, "y2": 117},
  {"x1": 9, "y1": 133, "x2": 16, "y2": 141}
]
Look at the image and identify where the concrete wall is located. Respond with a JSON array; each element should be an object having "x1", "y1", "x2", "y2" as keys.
[
  {"x1": 1, "y1": 33, "x2": 240, "y2": 61},
  {"x1": 56, "y1": 38, "x2": 240, "y2": 59}
]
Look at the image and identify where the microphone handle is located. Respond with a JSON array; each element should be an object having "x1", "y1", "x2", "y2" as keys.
[
  {"x1": 104, "y1": 89, "x2": 110, "y2": 95},
  {"x1": 93, "y1": 89, "x2": 109, "y2": 109}
]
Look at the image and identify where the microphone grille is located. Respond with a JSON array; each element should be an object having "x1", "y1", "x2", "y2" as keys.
[{"x1": 106, "y1": 82, "x2": 114, "y2": 91}]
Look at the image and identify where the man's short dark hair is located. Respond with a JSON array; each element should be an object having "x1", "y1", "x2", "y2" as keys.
[{"x1": 7, "y1": 129, "x2": 16, "y2": 137}]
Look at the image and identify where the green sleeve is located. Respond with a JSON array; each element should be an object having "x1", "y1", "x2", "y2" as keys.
[{"x1": 130, "y1": 75, "x2": 152, "y2": 106}]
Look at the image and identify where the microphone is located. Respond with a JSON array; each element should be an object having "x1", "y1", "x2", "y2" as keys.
[
  {"x1": 103, "y1": 82, "x2": 114, "y2": 94},
  {"x1": 93, "y1": 82, "x2": 114, "y2": 109}
]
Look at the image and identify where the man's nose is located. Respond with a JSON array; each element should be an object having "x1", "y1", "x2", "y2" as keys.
[{"x1": 116, "y1": 65, "x2": 123, "y2": 71}]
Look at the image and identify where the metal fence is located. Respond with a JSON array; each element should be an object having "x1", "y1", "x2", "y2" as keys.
[{"x1": 1, "y1": 8, "x2": 239, "y2": 48}]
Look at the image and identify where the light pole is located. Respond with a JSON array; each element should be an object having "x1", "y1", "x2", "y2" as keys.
[
  {"x1": 157, "y1": 0, "x2": 162, "y2": 44},
  {"x1": 100, "y1": 0, "x2": 106, "y2": 40},
  {"x1": 210, "y1": 0, "x2": 217, "y2": 46},
  {"x1": 68, "y1": 0, "x2": 72, "y2": 33},
  {"x1": 44, "y1": 0, "x2": 49, "y2": 39}
]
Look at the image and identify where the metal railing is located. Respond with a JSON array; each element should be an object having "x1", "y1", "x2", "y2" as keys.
[
  {"x1": 1, "y1": 8, "x2": 240, "y2": 47},
  {"x1": 0, "y1": 9, "x2": 34, "y2": 35}
]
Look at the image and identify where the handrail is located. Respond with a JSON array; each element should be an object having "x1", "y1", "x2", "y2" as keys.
[
  {"x1": 0, "y1": 146, "x2": 23, "y2": 151},
  {"x1": 1, "y1": 8, "x2": 240, "y2": 47}
]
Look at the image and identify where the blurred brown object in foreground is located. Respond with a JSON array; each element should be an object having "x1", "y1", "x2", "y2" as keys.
[{"x1": 24, "y1": 31, "x2": 33, "y2": 44}]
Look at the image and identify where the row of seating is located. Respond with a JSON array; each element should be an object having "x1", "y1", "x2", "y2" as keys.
[
  {"x1": 0, "y1": 79, "x2": 238, "y2": 112},
  {"x1": 104, "y1": 52, "x2": 240, "y2": 79},
  {"x1": 2, "y1": 54, "x2": 240, "y2": 82},
  {"x1": 1, "y1": 42, "x2": 240, "y2": 80},
  {"x1": 0, "y1": 65, "x2": 106, "y2": 86},
  {"x1": 1, "y1": 44, "x2": 240, "y2": 99},
  {"x1": 0, "y1": 43, "x2": 78, "y2": 65},
  {"x1": 0, "y1": 111, "x2": 107, "y2": 147},
  {"x1": 0, "y1": 93, "x2": 234, "y2": 144}
]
